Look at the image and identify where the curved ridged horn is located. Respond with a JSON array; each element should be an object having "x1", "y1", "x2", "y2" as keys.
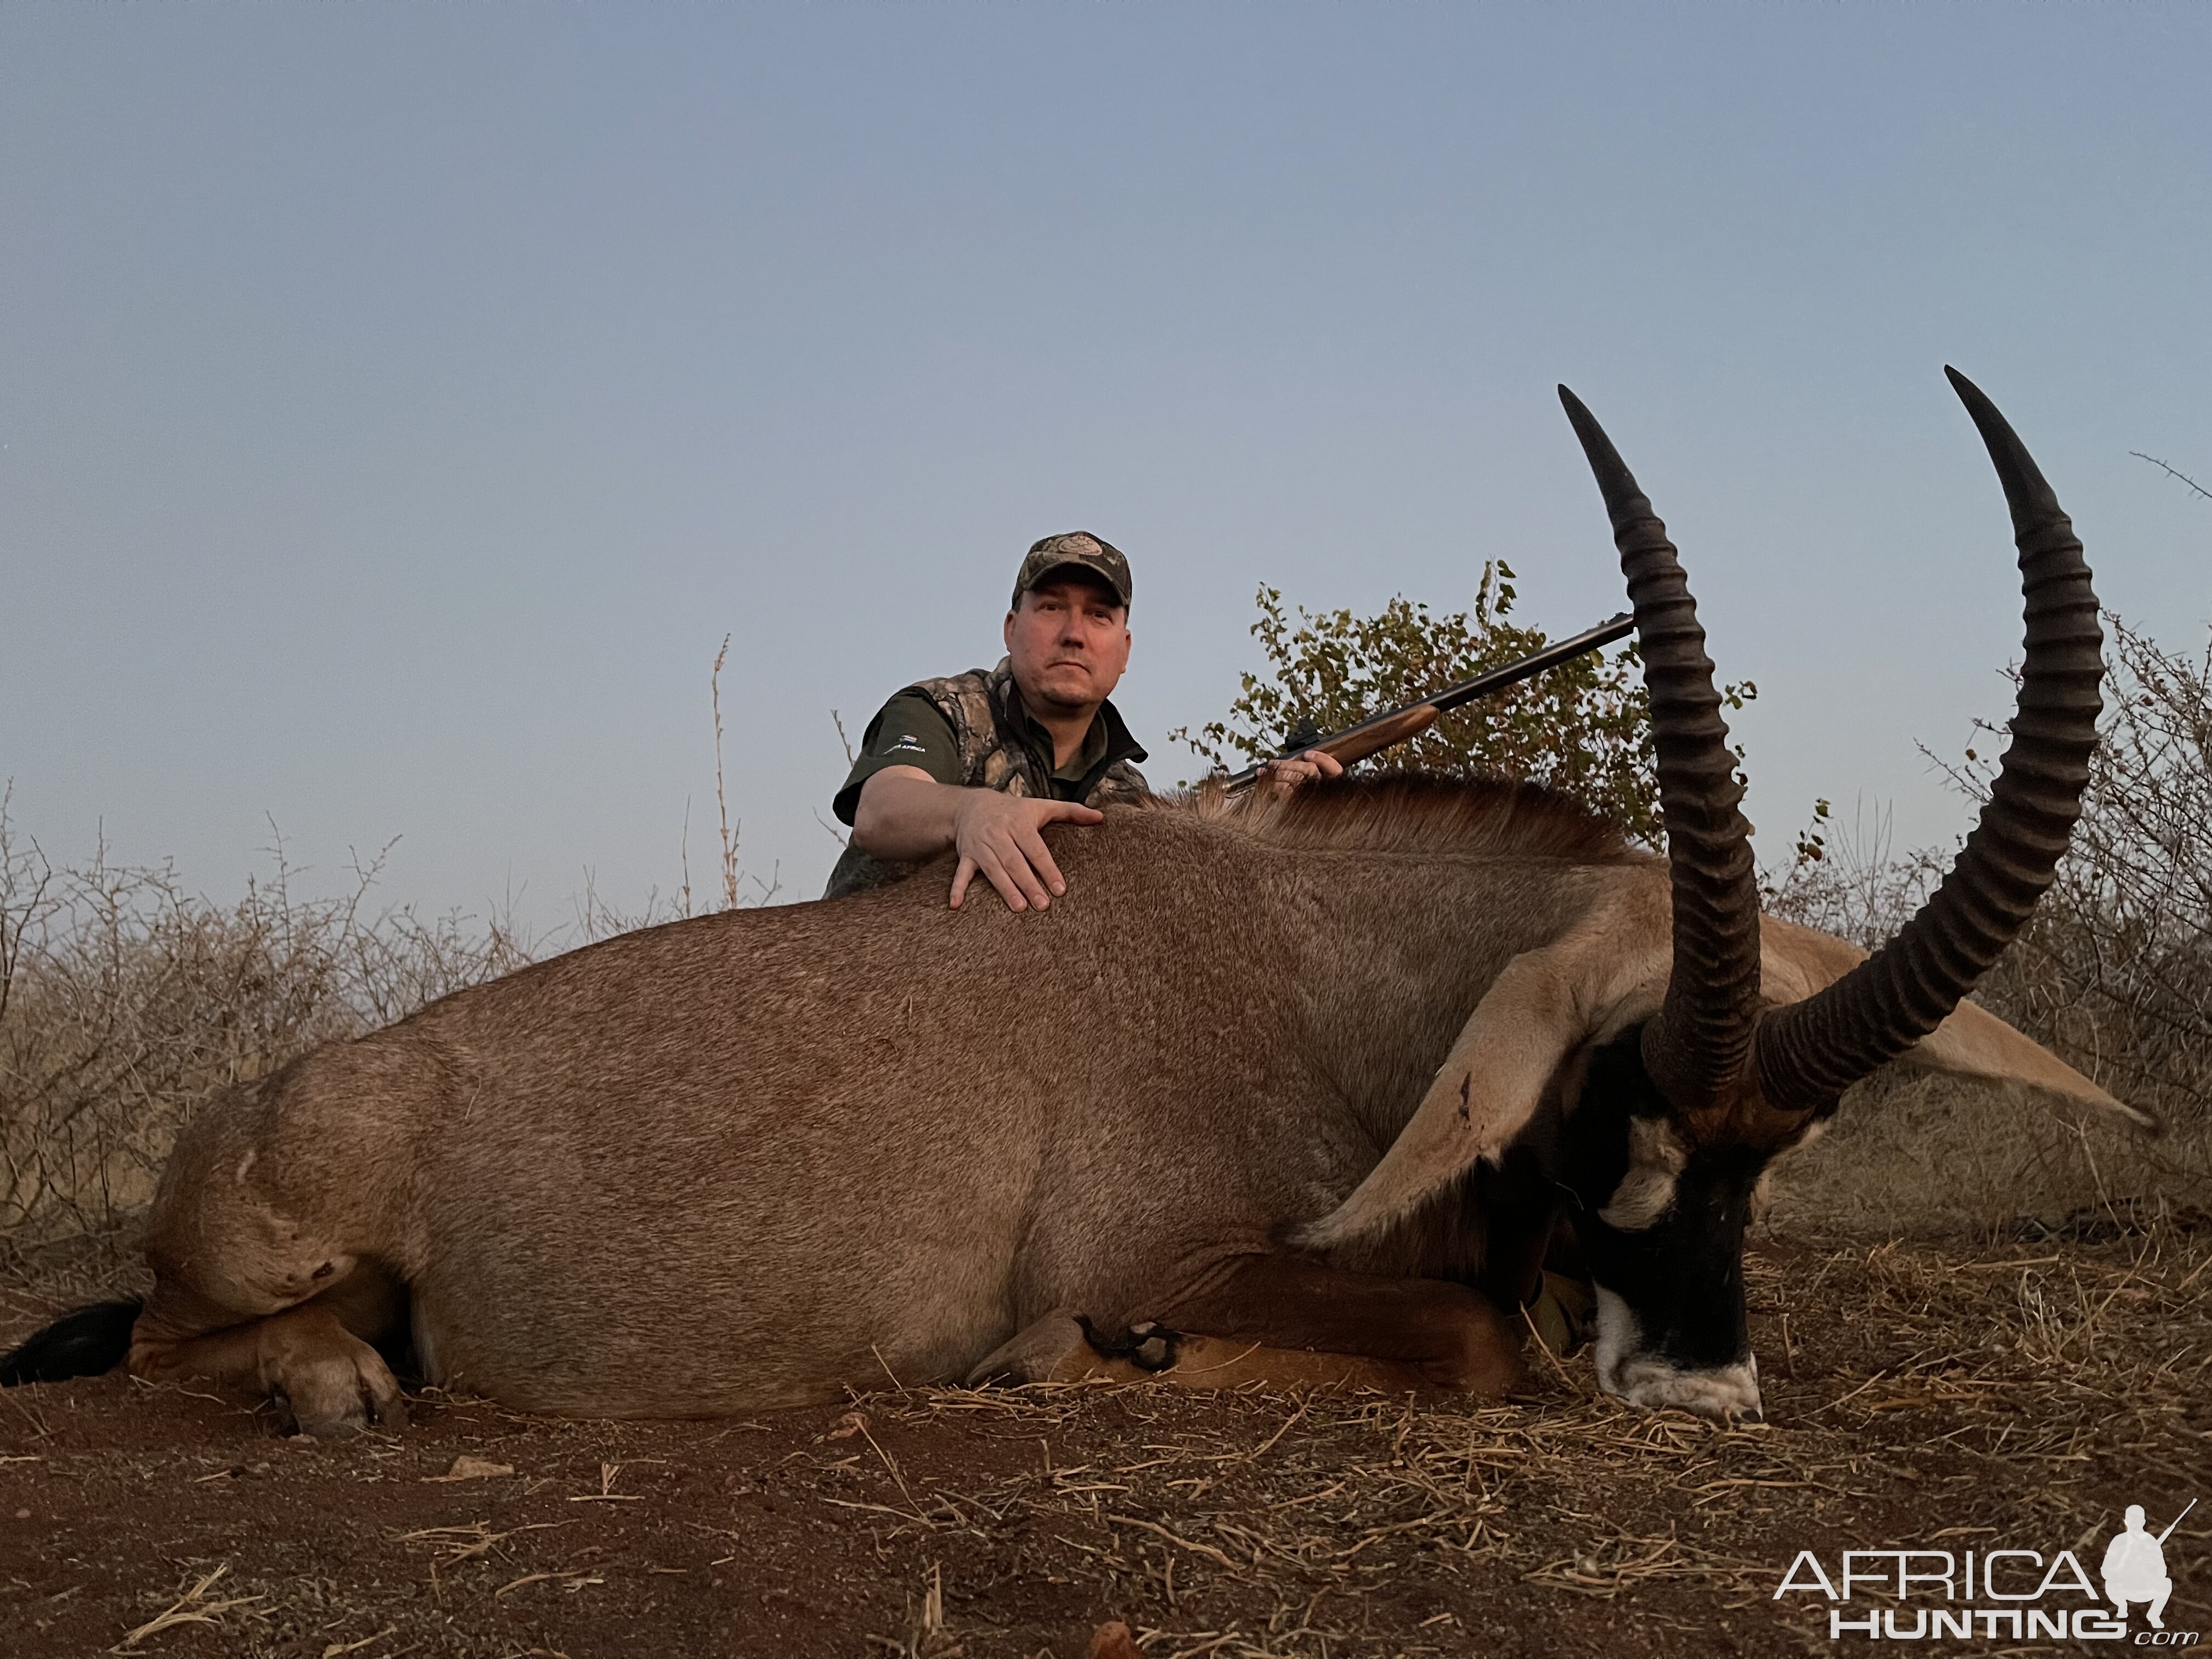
[
  {"x1": 1756, "y1": 369, "x2": 2104, "y2": 1109},
  {"x1": 1559, "y1": 386, "x2": 1762, "y2": 1110}
]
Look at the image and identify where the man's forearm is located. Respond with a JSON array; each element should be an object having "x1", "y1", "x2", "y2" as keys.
[{"x1": 850, "y1": 769, "x2": 968, "y2": 862}]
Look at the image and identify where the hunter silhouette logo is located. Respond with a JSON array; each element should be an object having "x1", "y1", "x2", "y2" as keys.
[{"x1": 2105, "y1": 1500, "x2": 2193, "y2": 1631}]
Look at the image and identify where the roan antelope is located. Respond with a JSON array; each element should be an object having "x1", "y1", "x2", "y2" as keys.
[{"x1": 2, "y1": 371, "x2": 2142, "y2": 1432}]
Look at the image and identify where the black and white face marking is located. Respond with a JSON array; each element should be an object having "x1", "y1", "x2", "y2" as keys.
[{"x1": 1557, "y1": 1031, "x2": 1773, "y2": 1423}]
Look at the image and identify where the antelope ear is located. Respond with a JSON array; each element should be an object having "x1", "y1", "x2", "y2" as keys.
[
  {"x1": 1900, "y1": 1001, "x2": 2156, "y2": 1130},
  {"x1": 1297, "y1": 909, "x2": 1669, "y2": 1252},
  {"x1": 1756, "y1": 916, "x2": 2155, "y2": 1131}
]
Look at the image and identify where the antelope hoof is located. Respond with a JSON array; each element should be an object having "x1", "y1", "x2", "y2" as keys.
[
  {"x1": 1077, "y1": 1317, "x2": 1183, "y2": 1373},
  {"x1": 264, "y1": 1326, "x2": 408, "y2": 1438}
]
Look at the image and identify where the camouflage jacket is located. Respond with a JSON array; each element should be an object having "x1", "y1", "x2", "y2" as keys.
[{"x1": 823, "y1": 659, "x2": 1149, "y2": 899}]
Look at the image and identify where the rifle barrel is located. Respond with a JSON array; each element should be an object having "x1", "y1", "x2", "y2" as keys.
[
  {"x1": 2155, "y1": 1497, "x2": 2197, "y2": 1545},
  {"x1": 1221, "y1": 611, "x2": 1635, "y2": 794}
]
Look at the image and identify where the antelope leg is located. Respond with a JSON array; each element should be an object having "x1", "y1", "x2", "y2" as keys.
[
  {"x1": 129, "y1": 1264, "x2": 409, "y2": 1437},
  {"x1": 970, "y1": 1257, "x2": 1528, "y2": 1397},
  {"x1": 1145, "y1": 1253, "x2": 1527, "y2": 1395}
]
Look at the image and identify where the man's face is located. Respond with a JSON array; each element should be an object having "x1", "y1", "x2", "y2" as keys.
[{"x1": 1003, "y1": 575, "x2": 1132, "y2": 716}]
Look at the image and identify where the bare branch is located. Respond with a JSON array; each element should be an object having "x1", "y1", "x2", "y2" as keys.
[
  {"x1": 712, "y1": 635, "x2": 740, "y2": 911},
  {"x1": 2130, "y1": 452, "x2": 2212, "y2": 504}
]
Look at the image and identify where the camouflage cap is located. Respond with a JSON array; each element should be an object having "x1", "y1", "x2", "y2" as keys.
[{"x1": 1012, "y1": 532, "x2": 1132, "y2": 610}]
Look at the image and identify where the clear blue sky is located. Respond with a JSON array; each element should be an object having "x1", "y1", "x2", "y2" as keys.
[{"x1": 5, "y1": 5, "x2": 2208, "y2": 929}]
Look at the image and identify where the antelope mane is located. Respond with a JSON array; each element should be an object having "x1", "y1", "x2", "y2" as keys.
[{"x1": 1164, "y1": 772, "x2": 1652, "y2": 867}]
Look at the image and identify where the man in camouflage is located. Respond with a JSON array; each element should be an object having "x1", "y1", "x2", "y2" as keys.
[{"x1": 826, "y1": 532, "x2": 1335, "y2": 907}]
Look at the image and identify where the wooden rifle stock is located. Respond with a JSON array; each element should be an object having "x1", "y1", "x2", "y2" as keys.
[{"x1": 1220, "y1": 611, "x2": 1634, "y2": 795}]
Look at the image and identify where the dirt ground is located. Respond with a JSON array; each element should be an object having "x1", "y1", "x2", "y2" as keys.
[{"x1": 3, "y1": 1229, "x2": 2205, "y2": 1659}]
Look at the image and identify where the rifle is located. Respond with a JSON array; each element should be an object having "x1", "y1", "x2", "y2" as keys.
[{"x1": 1220, "y1": 611, "x2": 1636, "y2": 795}]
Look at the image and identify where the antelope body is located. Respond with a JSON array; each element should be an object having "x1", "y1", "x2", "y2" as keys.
[{"x1": 1, "y1": 371, "x2": 2145, "y2": 1431}]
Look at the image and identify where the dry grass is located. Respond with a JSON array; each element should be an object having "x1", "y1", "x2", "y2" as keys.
[
  {"x1": 1767, "y1": 616, "x2": 2212, "y2": 1137},
  {"x1": 0, "y1": 811, "x2": 538, "y2": 1301},
  {"x1": 804, "y1": 1217, "x2": 2210, "y2": 1655},
  {"x1": 1769, "y1": 1072, "x2": 2212, "y2": 1243},
  {"x1": 1751, "y1": 616, "x2": 2212, "y2": 1245},
  {"x1": 110, "y1": 1562, "x2": 265, "y2": 1654}
]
